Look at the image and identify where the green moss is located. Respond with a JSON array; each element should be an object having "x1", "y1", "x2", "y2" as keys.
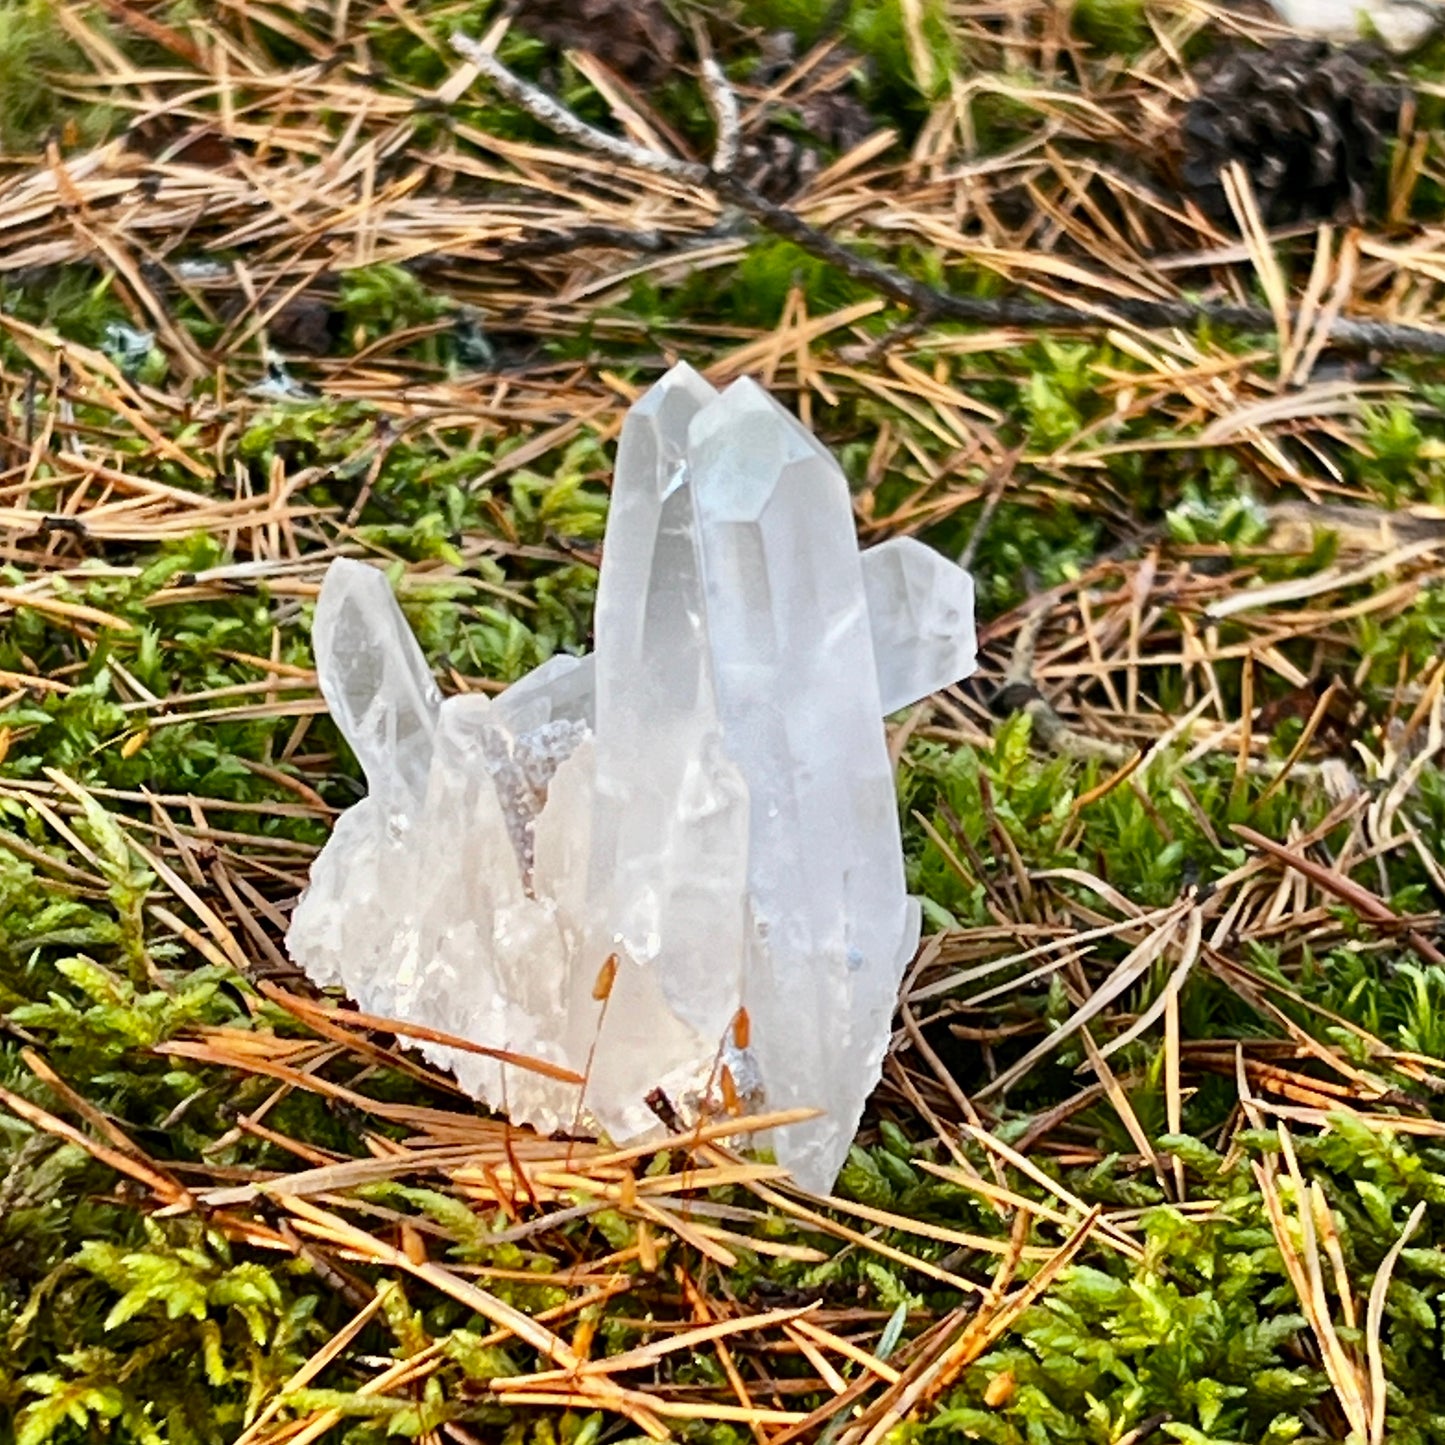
[
  {"x1": 1070, "y1": 0, "x2": 1150, "y2": 57},
  {"x1": 0, "y1": 1, "x2": 115, "y2": 153}
]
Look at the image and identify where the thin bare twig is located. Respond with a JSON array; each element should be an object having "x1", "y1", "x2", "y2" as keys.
[
  {"x1": 701, "y1": 57, "x2": 742, "y2": 175},
  {"x1": 448, "y1": 33, "x2": 1445, "y2": 358}
]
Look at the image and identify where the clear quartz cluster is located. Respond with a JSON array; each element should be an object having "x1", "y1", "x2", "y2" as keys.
[{"x1": 287, "y1": 364, "x2": 977, "y2": 1192}]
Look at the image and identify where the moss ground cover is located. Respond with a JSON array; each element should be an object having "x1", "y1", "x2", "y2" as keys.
[{"x1": 3, "y1": 1, "x2": 1445, "y2": 1441}]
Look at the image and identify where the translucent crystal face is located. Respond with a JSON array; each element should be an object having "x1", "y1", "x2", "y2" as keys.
[
  {"x1": 287, "y1": 363, "x2": 978, "y2": 1194},
  {"x1": 311, "y1": 559, "x2": 442, "y2": 800}
]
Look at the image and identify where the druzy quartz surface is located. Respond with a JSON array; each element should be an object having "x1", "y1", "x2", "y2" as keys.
[{"x1": 287, "y1": 364, "x2": 977, "y2": 1192}]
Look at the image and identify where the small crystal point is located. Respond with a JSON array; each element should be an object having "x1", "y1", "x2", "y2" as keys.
[
  {"x1": 490, "y1": 651, "x2": 594, "y2": 733},
  {"x1": 863, "y1": 536, "x2": 978, "y2": 713},
  {"x1": 312, "y1": 557, "x2": 441, "y2": 799}
]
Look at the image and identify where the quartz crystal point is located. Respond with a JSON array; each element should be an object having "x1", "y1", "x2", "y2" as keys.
[
  {"x1": 532, "y1": 365, "x2": 752, "y2": 1144},
  {"x1": 863, "y1": 537, "x2": 977, "y2": 714},
  {"x1": 287, "y1": 363, "x2": 979, "y2": 1193},
  {"x1": 311, "y1": 557, "x2": 442, "y2": 802},
  {"x1": 688, "y1": 378, "x2": 919, "y2": 1189}
]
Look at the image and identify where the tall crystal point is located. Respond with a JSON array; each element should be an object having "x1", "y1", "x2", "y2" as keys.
[
  {"x1": 689, "y1": 379, "x2": 918, "y2": 1191},
  {"x1": 532, "y1": 363, "x2": 751, "y2": 1144},
  {"x1": 287, "y1": 363, "x2": 980, "y2": 1193},
  {"x1": 586, "y1": 364, "x2": 748, "y2": 1045}
]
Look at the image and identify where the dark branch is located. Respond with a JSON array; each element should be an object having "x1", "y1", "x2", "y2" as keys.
[{"x1": 449, "y1": 33, "x2": 1445, "y2": 360}]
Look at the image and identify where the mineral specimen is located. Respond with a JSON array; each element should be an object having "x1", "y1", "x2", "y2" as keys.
[{"x1": 287, "y1": 364, "x2": 978, "y2": 1193}]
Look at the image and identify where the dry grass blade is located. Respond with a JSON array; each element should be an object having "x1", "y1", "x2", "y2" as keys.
[
  {"x1": 842, "y1": 1209, "x2": 1100, "y2": 1445},
  {"x1": 1255, "y1": 1125, "x2": 1369, "y2": 1439},
  {"x1": 276, "y1": 1193, "x2": 672, "y2": 1437},
  {"x1": 1368, "y1": 1202, "x2": 1427, "y2": 1445},
  {"x1": 0, "y1": 1081, "x2": 191, "y2": 1207},
  {"x1": 975, "y1": 900, "x2": 1190, "y2": 1098}
]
